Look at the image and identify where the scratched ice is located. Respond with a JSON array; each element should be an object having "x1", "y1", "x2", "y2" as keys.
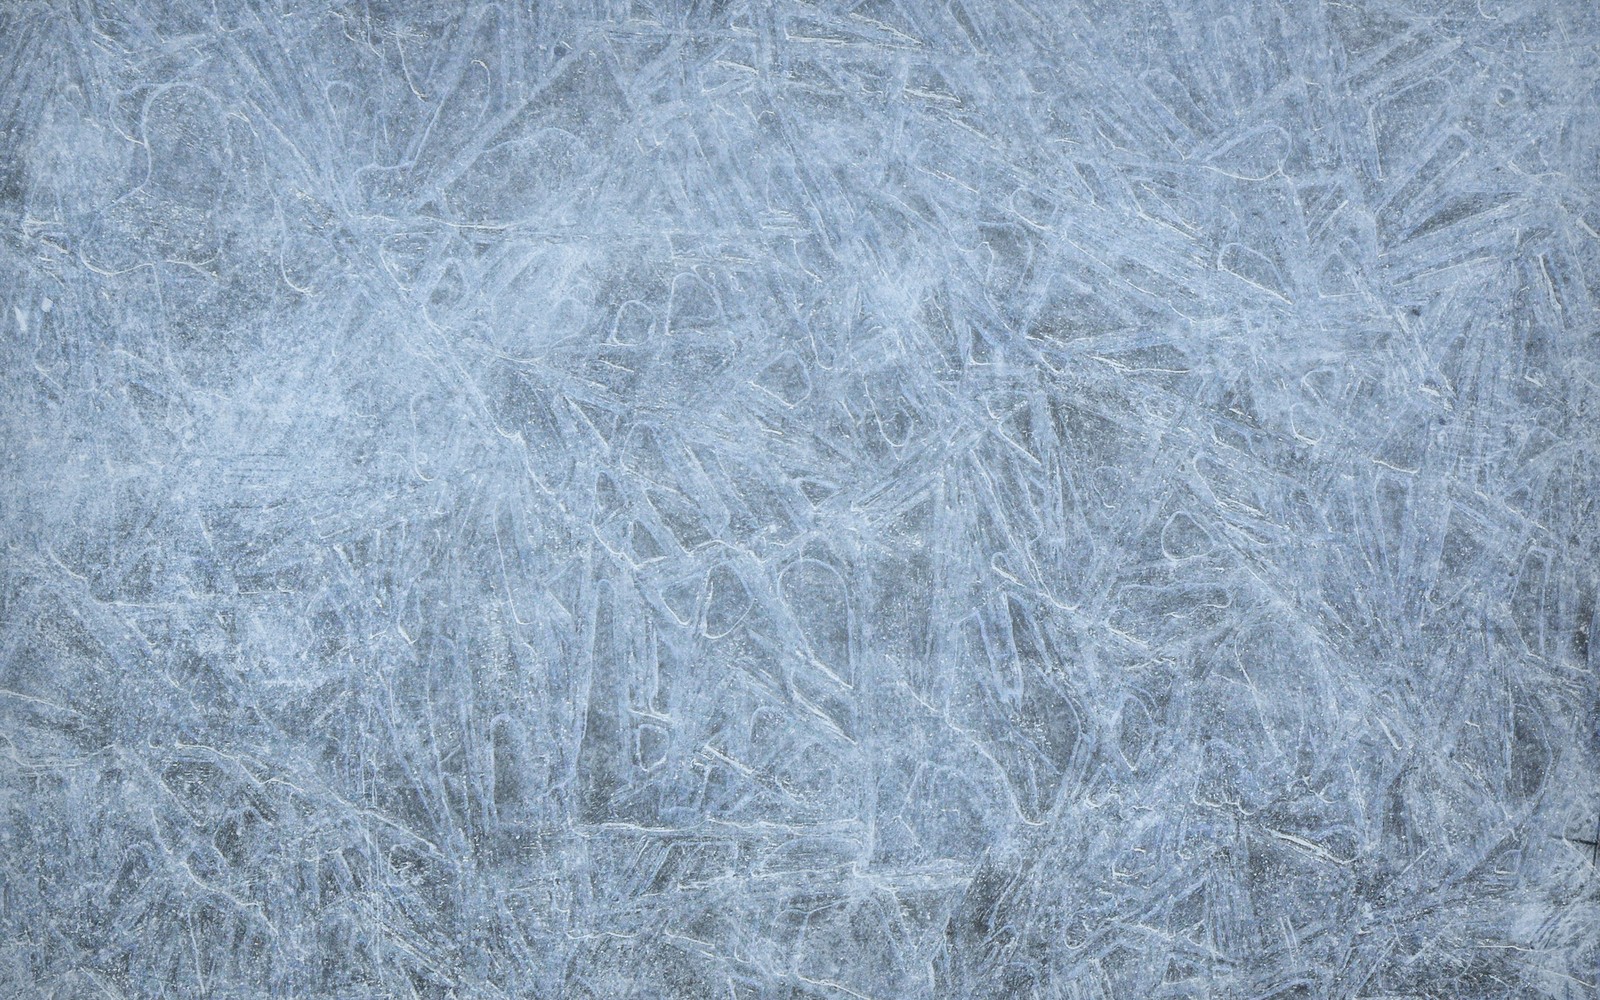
[{"x1": 1, "y1": 2, "x2": 1597, "y2": 998}]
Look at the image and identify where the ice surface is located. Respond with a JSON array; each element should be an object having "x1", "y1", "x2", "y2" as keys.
[{"x1": 1, "y1": 1, "x2": 1598, "y2": 997}]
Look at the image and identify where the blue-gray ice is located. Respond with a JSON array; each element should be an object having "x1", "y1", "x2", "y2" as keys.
[{"x1": 2, "y1": 2, "x2": 1598, "y2": 998}]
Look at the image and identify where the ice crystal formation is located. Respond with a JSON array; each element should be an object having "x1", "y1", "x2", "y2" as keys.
[{"x1": 1, "y1": 2, "x2": 1597, "y2": 997}]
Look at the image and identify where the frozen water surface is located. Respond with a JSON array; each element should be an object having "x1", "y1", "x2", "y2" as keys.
[{"x1": 1, "y1": 1, "x2": 1598, "y2": 997}]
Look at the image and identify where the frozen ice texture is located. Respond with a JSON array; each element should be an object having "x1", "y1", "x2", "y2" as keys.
[{"x1": 1, "y1": 1, "x2": 1597, "y2": 997}]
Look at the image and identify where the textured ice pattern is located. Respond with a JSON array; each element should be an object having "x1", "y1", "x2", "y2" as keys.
[{"x1": 2, "y1": 2, "x2": 1598, "y2": 997}]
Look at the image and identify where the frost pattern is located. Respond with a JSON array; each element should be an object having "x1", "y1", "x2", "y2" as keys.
[{"x1": 1, "y1": 2, "x2": 1598, "y2": 998}]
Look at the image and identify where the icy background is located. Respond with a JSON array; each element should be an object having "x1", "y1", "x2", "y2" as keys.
[{"x1": 2, "y1": 1, "x2": 1598, "y2": 997}]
